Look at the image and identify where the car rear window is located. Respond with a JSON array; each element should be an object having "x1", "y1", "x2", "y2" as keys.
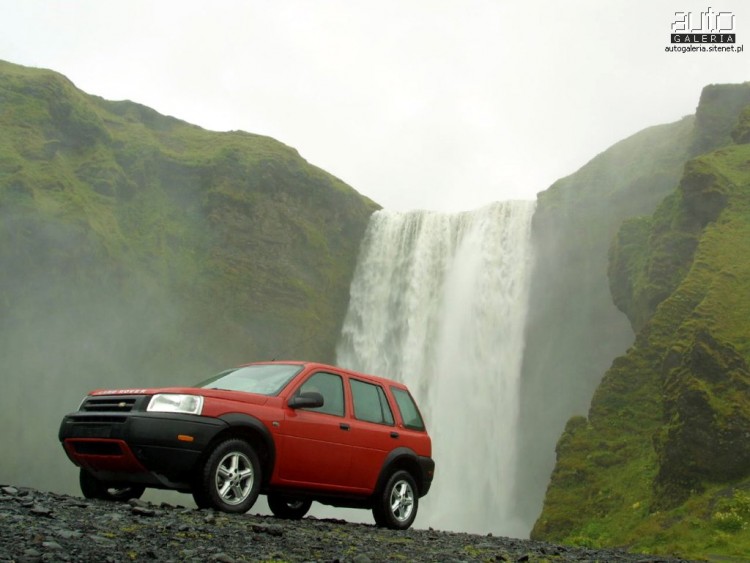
[
  {"x1": 391, "y1": 387, "x2": 425, "y2": 431},
  {"x1": 350, "y1": 379, "x2": 394, "y2": 426},
  {"x1": 197, "y1": 364, "x2": 303, "y2": 396}
]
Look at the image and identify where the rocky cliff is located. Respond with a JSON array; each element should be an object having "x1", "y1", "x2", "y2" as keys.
[
  {"x1": 531, "y1": 84, "x2": 750, "y2": 559},
  {"x1": 515, "y1": 112, "x2": 697, "y2": 528}
]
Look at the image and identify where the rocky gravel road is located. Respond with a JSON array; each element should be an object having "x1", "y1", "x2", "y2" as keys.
[{"x1": 0, "y1": 485, "x2": 693, "y2": 562}]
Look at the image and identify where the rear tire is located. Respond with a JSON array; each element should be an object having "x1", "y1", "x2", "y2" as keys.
[
  {"x1": 267, "y1": 493, "x2": 312, "y2": 519},
  {"x1": 194, "y1": 439, "x2": 261, "y2": 513},
  {"x1": 372, "y1": 470, "x2": 418, "y2": 530},
  {"x1": 79, "y1": 469, "x2": 145, "y2": 502}
]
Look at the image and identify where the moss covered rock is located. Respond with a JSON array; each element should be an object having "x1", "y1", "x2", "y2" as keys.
[
  {"x1": 533, "y1": 96, "x2": 750, "y2": 559},
  {"x1": 654, "y1": 330, "x2": 750, "y2": 508}
]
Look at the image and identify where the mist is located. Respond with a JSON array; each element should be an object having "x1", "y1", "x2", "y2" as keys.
[{"x1": 0, "y1": 208, "x2": 209, "y2": 496}]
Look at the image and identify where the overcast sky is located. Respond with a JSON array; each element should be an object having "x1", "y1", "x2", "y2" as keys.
[{"x1": 1, "y1": 0, "x2": 748, "y2": 211}]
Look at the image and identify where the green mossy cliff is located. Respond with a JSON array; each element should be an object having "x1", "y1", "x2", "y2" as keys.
[
  {"x1": 532, "y1": 89, "x2": 750, "y2": 559},
  {"x1": 516, "y1": 102, "x2": 698, "y2": 529},
  {"x1": 0, "y1": 60, "x2": 378, "y2": 492}
]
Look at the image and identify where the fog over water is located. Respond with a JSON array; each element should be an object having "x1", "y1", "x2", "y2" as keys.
[{"x1": 336, "y1": 201, "x2": 536, "y2": 536}]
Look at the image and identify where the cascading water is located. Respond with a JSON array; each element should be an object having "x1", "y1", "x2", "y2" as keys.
[{"x1": 336, "y1": 200, "x2": 535, "y2": 537}]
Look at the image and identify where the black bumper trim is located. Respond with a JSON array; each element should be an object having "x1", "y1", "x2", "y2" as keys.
[
  {"x1": 59, "y1": 411, "x2": 228, "y2": 478},
  {"x1": 418, "y1": 455, "x2": 435, "y2": 496}
]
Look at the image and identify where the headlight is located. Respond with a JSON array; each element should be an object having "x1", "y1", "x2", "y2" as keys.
[{"x1": 147, "y1": 394, "x2": 203, "y2": 415}]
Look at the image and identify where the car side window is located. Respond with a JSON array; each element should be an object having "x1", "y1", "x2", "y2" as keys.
[
  {"x1": 391, "y1": 387, "x2": 425, "y2": 431},
  {"x1": 350, "y1": 379, "x2": 394, "y2": 426},
  {"x1": 297, "y1": 372, "x2": 344, "y2": 417}
]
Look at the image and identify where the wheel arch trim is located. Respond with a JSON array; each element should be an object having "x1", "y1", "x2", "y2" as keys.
[
  {"x1": 374, "y1": 447, "x2": 425, "y2": 497},
  {"x1": 211, "y1": 413, "x2": 276, "y2": 484}
]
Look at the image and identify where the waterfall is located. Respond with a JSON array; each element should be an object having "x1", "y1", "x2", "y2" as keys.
[{"x1": 336, "y1": 200, "x2": 535, "y2": 536}]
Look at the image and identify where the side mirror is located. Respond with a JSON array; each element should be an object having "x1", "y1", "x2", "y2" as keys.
[{"x1": 288, "y1": 391, "x2": 324, "y2": 409}]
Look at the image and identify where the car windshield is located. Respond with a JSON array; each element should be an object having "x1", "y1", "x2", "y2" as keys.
[{"x1": 196, "y1": 364, "x2": 303, "y2": 396}]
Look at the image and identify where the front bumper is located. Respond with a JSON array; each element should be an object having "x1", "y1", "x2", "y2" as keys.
[{"x1": 59, "y1": 409, "x2": 227, "y2": 487}]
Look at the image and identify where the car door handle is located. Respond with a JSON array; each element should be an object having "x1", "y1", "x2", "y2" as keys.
[
  {"x1": 390, "y1": 432, "x2": 399, "y2": 439},
  {"x1": 340, "y1": 423, "x2": 350, "y2": 431}
]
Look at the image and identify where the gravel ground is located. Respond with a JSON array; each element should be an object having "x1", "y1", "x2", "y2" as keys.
[{"x1": 0, "y1": 485, "x2": 694, "y2": 563}]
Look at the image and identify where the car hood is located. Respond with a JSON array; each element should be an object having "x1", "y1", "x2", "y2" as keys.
[{"x1": 88, "y1": 387, "x2": 270, "y2": 406}]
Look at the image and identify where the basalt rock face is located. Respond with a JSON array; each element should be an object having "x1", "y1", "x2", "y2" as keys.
[
  {"x1": 654, "y1": 330, "x2": 750, "y2": 509},
  {"x1": 0, "y1": 60, "x2": 378, "y2": 494},
  {"x1": 692, "y1": 83, "x2": 750, "y2": 153},
  {"x1": 607, "y1": 155, "x2": 733, "y2": 336},
  {"x1": 533, "y1": 86, "x2": 750, "y2": 560}
]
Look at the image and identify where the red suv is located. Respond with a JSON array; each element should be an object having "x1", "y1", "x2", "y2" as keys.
[{"x1": 58, "y1": 361, "x2": 434, "y2": 529}]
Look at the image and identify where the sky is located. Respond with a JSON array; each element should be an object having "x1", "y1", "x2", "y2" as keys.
[{"x1": 1, "y1": 0, "x2": 748, "y2": 212}]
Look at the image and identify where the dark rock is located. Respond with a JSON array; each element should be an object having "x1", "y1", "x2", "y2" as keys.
[
  {"x1": 41, "y1": 541, "x2": 63, "y2": 551},
  {"x1": 131, "y1": 506, "x2": 157, "y2": 517},
  {"x1": 29, "y1": 505, "x2": 53, "y2": 517},
  {"x1": 251, "y1": 523, "x2": 284, "y2": 536},
  {"x1": 89, "y1": 534, "x2": 116, "y2": 545},
  {"x1": 56, "y1": 529, "x2": 83, "y2": 540}
]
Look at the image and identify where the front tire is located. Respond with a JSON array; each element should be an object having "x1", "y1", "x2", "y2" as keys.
[
  {"x1": 267, "y1": 493, "x2": 312, "y2": 519},
  {"x1": 372, "y1": 470, "x2": 418, "y2": 530},
  {"x1": 79, "y1": 469, "x2": 145, "y2": 502},
  {"x1": 195, "y1": 439, "x2": 261, "y2": 513},
  {"x1": 191, "y1": 485, "x2": 212, "y2": 509}
]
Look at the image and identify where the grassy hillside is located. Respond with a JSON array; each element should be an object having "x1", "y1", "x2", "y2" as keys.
[
  {"x1": 516, "y1": 82, "x2": 750, "y2": 532},
  {"x1": 515, "y1": 114, "x2": 696, "y2": 527},
  {"x1": 0, "y1": 60, "x2": 378, "y2": 493},
  {"x1": 532, "y1": 102, "x2": 750, "y2": 559}
]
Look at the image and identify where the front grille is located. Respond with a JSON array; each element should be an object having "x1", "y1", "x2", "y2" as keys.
[
  {"x1": 67, "y1": 414, "x2": 126, "y2": 425},
  {"x1": 65, "y1": 415, "x2": 125, "y2": 438},
  {"x1": 81, "y1": 396, "x2": 140, "y2": 413}
]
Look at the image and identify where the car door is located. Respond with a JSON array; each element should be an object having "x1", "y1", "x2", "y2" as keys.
[
  {"x1": 346, "y1": 378, "x2": 399, "y2": 490},
  {"x1": 275, "y1": 371, "x2": 352, "y2": 488}
]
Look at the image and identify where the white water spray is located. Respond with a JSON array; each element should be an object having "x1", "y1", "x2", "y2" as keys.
[{"x1": 336, "y1": 200, "x2": 535, "y2": 536}]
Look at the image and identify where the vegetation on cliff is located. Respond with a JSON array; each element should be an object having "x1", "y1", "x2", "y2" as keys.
[
  {"x1": 0, "y1": 60, "x2": 378, "y2": 492},
  {"x1": 516, "y1": 108, "x2": 697, "y2": 529},
  {"x1": 532, "y1": 93, "x2": 750, "y2": 559}
]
